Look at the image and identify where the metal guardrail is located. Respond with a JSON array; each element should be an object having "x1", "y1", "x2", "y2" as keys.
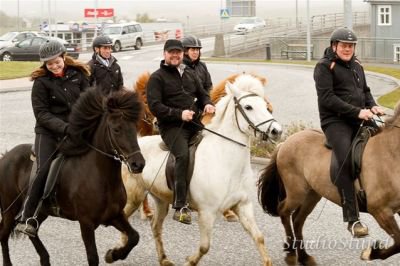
[{"x1": 220, "y1": 12, "x2": 370, "y2": 57}]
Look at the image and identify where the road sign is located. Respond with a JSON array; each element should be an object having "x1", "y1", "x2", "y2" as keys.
[
  {"x1": 220, "y1": 8, "x2": 230, "y2": 19},
  {"x1": 84, "y1": 8, "x2": 114, "y2": 18}
]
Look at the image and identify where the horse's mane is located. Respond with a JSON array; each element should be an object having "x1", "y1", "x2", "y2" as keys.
[
  {"x1": 384, "y1": 100, "x2": 400, "y2": 127},
  {"x1": 60, "y1": 87, "x2": 143, "y2": 156},
  {"x1": 202, "y1": 73, "x2": 271, "y2": 124}
]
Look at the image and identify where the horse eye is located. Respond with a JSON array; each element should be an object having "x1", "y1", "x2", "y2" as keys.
[
  {"x1": 112, "y1": 127, "x2": 121, "y2": 134},
  {"x1": 244, "y1": 105, "x2": 253, "y2": 111}
]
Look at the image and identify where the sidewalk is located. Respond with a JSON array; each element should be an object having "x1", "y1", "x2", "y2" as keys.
[{"x1": 0, "y1": 77, "x2": 32, "y2": 93}]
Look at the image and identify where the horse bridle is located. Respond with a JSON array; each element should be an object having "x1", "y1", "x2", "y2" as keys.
[
  {"x1": 233, "y1": 93, "x2": 276, "y2": 141},
  {"x1": 86, "y1": 123, "x2": 141, "y2": 173}
]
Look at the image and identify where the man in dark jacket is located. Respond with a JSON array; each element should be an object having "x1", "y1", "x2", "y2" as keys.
[
  {"x1": 314, "y1": 27, "x2": 384, "y2": 238},
  {"x1": 147, "y1": 39, "x2": 215, "y2": 224},
  {"x1": 88, "y1": 36, "x2": 123, "y2": 95}
]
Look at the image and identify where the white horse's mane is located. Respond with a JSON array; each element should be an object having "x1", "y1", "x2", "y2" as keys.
[
  {"x1": 232, "y1": 74, "x2": 265, "y2": 97},
  {"x1": 207, "y1": 74, "x2": 265, "y2": 130}
]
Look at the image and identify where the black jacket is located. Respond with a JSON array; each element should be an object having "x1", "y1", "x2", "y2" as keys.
[
  {"x1": 147, "y1": 61, "x2": 212, "y2": 131},
  {"x1": 183, "y1": 55, "x2": 213, "y2": 92},
  {"x1": 31, "y1": 66, "x2": 89, "y2": 137},
  {"x1": 314, "y1": 47, "x2": 376, "y2": 128},
  {"x1": 88, "y1": 54, "x2": 123, "y2": 95}
]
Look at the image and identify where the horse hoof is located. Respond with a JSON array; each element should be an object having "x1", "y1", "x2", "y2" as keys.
[
  {"x1": 284, "y1": 253, "x2": 297, "y2": 265},
  {"x1": 223, "y1": 210, "x2": 239, "y2": 222},
  {"x1": 300, "y1": 256, "x2": 317, "y2": 266},
  {"x1": 263, "y1": 258, "x2": 272, "y2": 266},
  {"x1": 361, "y1": 246, "x2": 372, "y2": 260},
  {"x1": 184, "y1": 256, "x2": 197, "y2": 266},
  {"x1": 161, "y1": 259, "x2": 175, "y2": 266},
  {"x1": 105, "y1": 249, "x2": 114, "y2": 263}
]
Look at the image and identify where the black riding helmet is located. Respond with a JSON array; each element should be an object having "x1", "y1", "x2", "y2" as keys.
[
  {"x1": 92, "y1": 36, "x2": 113, "y2": 51},
  {"x1": 181, "y1": 35, "x2": 202, "y2": 49},
  {"x1": 330, "y1": 27, "x2": 358, "y2": 45},
  {"x1": 39, "y1": 40, "x2": 66, "y2": 62}
]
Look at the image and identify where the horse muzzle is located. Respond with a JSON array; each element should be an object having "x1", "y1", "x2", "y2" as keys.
[
  {"x1": 127, "y1": 153, "x2": 146, "y2": 174},
  {"x1": 262, "y1": 122, "x2": 282, "y2": 143}
]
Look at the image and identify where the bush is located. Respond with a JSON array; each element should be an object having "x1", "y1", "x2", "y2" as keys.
[{"x1": 251, "y1": 121, "x2": 313, "y2": 158}]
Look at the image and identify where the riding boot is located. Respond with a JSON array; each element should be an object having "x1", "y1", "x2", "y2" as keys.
[
  {"x1": 341, "y1": 189, "x2": 368, "y2": 238},
  {"x1": 15, "y1": 170, "x2": 48, "y2": 237},
  {"x1": 172, "y1": 180, "x2": 191, "y2": 224},
  {"x1": 172, "y1": 179, "x2": 187, "y2": 210}
]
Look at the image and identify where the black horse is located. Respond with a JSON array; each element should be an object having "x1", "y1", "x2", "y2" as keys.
[{"x1": 0, "y1": 88, "x2": 145, "y2": 266}]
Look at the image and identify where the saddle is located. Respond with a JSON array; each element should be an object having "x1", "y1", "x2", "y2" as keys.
[
  {"x1": 28, "y1": 148, "x2": 65, "y2": 217},
  {"x1": 159, "y1": 132, "x2": 203, "y2": 191},
  {"x1": 325, "y1": 126, "x2": 378, "y2": 212}
]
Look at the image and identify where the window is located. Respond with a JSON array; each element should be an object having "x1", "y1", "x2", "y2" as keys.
[
  {"x1": 394, "y1": 44, "x2": 400, "y2": 62},
  {"x1": 378, "y1": 5, "x2": 391, "y2": 26},
  {"x1": 31, "y1": 37, "x2": 45, "y2": 46},
  {"x1": 18, "y1": 39, "x2": 31, "y2": 47},
  {"x1": 128, "y1": 25, "x2": 136, "y2": 33}
]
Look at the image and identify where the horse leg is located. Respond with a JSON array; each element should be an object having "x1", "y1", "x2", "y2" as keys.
[
  {"x1": 276, "y1": 193, "x2": 307, "y2": 265},
  {"x1": 29, "y1": 214, "x2": 50, "y2": 266},
  {"x1": 0, "y1": 213, "x2": 14, "y2": 266},
  {"x1": 280, "y1": 212, "x2": 296, "y2": 265},
  {"x1": 361, "y1": 209, "x2": 400, "y2": 260},
  {"x1": 140, "y1": 195, "x2": 154, "y2": 220},
  {"x1": 150, "y1": 197, "x2": 174, "y2": 266},
  {"x1": 79, "y1": 222, "x2": 99, "y2": 266},
  {"x1": 185, "y1": 210, "x2": 217, "y2": 266},
  {"x1": 105, "y1": 213, "x2": 139, "y2": 263},
  {"x1": 121, "y1": 172, "x2": 146, "y2": 246},
  {"x1": 292, "y1": 191, "x2": 321, "y2": 266},
  {"x1": 234, "y1": 202, "x2": 272, "y2": 266}
]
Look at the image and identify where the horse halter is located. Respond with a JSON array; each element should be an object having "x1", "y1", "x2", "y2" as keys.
[
  {"x1": 233, "y1": 93, "x2": 276, "y2": 141},
  {"x1": 86, "y1": 123, "x2": 141, "y2": 173}
]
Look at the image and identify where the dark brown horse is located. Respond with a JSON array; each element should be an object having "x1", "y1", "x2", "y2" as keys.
[
  {"x1": 0, "y1": 88, "x2": 145, "y2": 266},
  {"x1": 258, "y1": 100, "x2": 400, "y2": 265}
]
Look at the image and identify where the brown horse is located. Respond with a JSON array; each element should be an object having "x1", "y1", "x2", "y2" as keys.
[
  {"x1": 0, "y1": 88, "x2": 145, "y2": 266},
  {"x1": 258, "y1": 101, "x2": 400, "y2": 265}
]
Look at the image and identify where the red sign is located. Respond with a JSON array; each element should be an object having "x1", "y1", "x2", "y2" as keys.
[{"x1": 84, "y1": 8, "x2": 114, "y2": 18}]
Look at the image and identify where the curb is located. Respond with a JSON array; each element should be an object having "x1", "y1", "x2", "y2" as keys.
[{"x1": 250, "y1": 156, "x2": 269, "y2": 166}]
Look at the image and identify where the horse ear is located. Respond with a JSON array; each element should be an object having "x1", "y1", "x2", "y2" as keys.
[{"x1": 225, "y1": 81, "x2": 239, "y2": 97}]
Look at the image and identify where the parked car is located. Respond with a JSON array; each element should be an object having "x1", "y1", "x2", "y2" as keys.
[
  {"x1": 233, "y1": 17, "x2": 266, "y2": 34},
  {"x1": 101, "y1": 22, "x2": 144, "y2": 52},
  {"x1": 0, "y1": 31, "x2": 46, "y2": 50},
  {"x1": 0, "y1": 36, "x2": 80, "y2": 61}
]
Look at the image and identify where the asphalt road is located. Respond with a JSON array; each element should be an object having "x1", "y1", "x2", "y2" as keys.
[{"x1": 1, "y1": 50, "x2": 400, "y2": 265}]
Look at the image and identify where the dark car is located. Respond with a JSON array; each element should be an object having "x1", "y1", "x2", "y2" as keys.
[{"x1": 0, "y1": 36, "x2": 80, "y2": 61}]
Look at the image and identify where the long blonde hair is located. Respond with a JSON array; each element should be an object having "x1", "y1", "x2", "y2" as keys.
[{"x1": 31, "y1": 54, "x2": 91, "y2": 80}]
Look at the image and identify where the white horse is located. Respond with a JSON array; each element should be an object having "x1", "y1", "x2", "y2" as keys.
[{"x1": 121, "y1": 74, "x2": 282, "y2": 266}]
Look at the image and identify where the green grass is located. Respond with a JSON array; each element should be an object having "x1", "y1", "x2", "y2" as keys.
[{"x1": 0, "y1": 62, "x2": 40, "y2": 80}]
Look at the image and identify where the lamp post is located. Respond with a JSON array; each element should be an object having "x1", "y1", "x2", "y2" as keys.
[{"x1": 17, "y1": 0, "x2": 20, "y2": 31}]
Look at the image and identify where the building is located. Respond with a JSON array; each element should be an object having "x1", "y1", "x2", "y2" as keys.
[{"x1": 365, "y1": 0, "x2": 400, "y2": 62}]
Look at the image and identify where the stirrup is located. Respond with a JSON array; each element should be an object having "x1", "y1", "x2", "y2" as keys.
[{"x1": 25, "y1": 217, "x2": 39, "y2": 230}]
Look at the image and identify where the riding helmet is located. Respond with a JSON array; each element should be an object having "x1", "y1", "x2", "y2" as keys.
[
  {"x1": 181, "y1": 35, "x2": 202, "y2": 49},
  {"x1": 39, "y1": 40, "x2": 66, "y2": 62},
  {"x1": 330, "y1": 27, "x2": 358, "y2": 44},
  {"x1": 92, "y1": 36, "x2": 113, "y2": 50}
]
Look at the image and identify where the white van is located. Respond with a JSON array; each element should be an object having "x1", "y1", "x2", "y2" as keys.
[{"x1": 102, "y1": 22, "x2": 143, "y2": 52}]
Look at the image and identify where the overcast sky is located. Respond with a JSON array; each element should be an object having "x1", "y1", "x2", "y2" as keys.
[{"x1": 1, "y1": 0, "x2": 369, "y2": 24}]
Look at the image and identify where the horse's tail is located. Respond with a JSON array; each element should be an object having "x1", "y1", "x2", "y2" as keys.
[{"x1": 257, "y1": 145, "x2": 286, "y2": 216}]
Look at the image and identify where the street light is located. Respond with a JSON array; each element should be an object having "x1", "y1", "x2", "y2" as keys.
[{"x1": 17, "y1": 0, "x2": 20, "y2": 31}]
